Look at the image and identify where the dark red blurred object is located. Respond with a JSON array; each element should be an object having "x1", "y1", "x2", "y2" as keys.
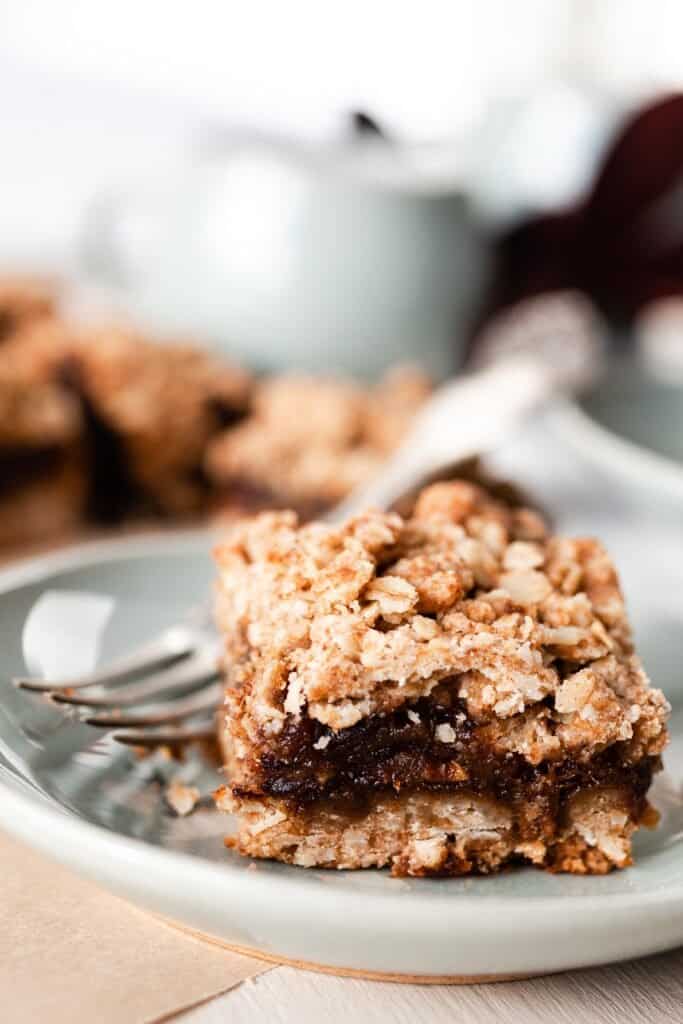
[{"x1": 479, "y1": 93, "x2": 683, "y2": 333}]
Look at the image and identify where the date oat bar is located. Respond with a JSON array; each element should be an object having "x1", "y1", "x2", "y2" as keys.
[
  {"x1": 205, "y1": 367, "x2": 430, "y2": 520},
  {"x1": 56, "y1": 325, "x2": 252, "y2": 519},
  {"x1": 0, "y1": 319, "x2": 252, "y2": 530},
  {"x1": 214, "y1": 480, "x2": 669, "y2": 876},
  {"x1": 0, "y1": 311, "x2": 430, "y2": 541}
]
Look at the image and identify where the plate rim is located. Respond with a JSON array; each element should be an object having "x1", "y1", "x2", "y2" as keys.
[{"x1": 550, "y1": 398, "x2": 683, "y2": 504}]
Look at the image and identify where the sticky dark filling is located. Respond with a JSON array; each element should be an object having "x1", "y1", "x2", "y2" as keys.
[
  {"x1": 0, "y1": 446, "x2": 64, "y2": 497},
  {"x1": 234, "y1": 696, "x2": 656, "y2": 826}
]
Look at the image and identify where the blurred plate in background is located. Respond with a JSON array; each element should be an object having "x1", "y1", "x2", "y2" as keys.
[{"x1": 550, "y1": 356, "x2": 683, "y2": 508}]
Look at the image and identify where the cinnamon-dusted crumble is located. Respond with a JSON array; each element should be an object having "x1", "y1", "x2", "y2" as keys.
[
  {"x1": 205, "y1": 366, "x2": 431, "y2": 519},
  {"x1": 214, "y1": 480, "x2": 669, "y2": 876}
]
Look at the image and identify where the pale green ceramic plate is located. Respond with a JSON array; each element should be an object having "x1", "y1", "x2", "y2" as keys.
[{"x1": 1, "y1": 532, "x2": 683, "y2": 979}]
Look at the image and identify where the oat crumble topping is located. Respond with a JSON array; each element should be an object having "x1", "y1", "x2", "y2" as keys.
[{"x1": 215, "y1": 480, "x2": 669, "y2": 757}]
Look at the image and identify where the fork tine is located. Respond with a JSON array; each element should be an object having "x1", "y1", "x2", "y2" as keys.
[
  {"x1": 113, "y1": 720, "x2": 216, "y2": 747},
  {"x1": 83, "y1": 681, "x2": 223, "y2": 727},
  {"x1": 14, "y1": 625, "x2": 198, "y2": 693},
  {"x1": 50, "y1": 645, "x2": 220, "y2": 708}
]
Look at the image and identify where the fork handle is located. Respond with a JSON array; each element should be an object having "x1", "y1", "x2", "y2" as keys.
[{"x1": 328, "y1": 357, "x2": 552, "y2": 522}]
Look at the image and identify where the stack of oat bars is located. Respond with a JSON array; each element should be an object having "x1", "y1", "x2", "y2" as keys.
[{"x1": 0, "y1": 277, "x2": 430, "y2": 551}]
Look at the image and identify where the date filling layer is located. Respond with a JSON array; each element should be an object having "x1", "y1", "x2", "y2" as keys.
[{"x1": 233, "y1": 694, "x2": 657, "y2": 819}]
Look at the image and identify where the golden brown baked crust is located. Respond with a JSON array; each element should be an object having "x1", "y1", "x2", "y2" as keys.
[
  {"x1": 216, "y1": 786, "x2": 648, "y2": 876},
  {"x1": 215, "y1": 480, "x2": 669, "y2": 876}
]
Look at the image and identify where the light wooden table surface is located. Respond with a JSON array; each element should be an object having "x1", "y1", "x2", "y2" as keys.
[{"x1": 178, "y1": 948, "x2": 683, "y2": 1023}]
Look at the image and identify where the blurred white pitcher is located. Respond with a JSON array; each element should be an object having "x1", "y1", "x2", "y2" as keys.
[{"x1": 81, "y1": 135, "x2": 492, "y2": 377}]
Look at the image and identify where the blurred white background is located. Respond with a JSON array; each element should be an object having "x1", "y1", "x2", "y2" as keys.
[{"x1": 2, "y1": 0, "x2": 683, "y2": 269}]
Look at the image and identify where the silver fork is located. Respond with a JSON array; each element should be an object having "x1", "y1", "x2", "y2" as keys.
[
  {"x1": 13, "y1": 293, "x2": 602, "y2": 748},
  {"x1": 15, "y1": 624, "x2": 224, "y2": 747}
]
